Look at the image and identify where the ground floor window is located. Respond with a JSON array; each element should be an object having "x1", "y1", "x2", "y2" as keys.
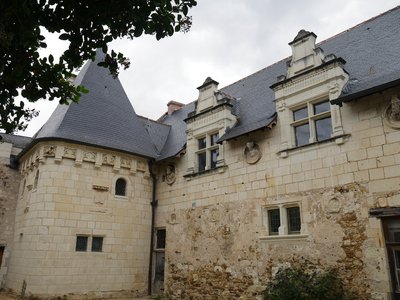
[
  {"x1": 264, "y1": 204, "x2": 301, "y2": 236},
  {"x1": 75, "y1": 235, "x2": 104, "y2": 252},
  {"x1": 153, "y1": 228, "x2": 166, "y2": 294}
]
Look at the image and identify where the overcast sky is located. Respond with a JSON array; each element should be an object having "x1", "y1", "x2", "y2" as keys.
[{"x1": 18, "y1": 1, "x2": 399, "y2": 137}]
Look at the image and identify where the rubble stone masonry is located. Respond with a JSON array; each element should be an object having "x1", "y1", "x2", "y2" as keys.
[{"x1": 155, "y1": 88, "x2": 400, "y2": 299}]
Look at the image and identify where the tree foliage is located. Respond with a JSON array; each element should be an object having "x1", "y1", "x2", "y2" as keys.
[{"x1": 0, "y1": 0, "x2": 197, "y2": 133}]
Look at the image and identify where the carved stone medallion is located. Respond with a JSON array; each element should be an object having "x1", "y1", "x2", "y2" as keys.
[
  {"x1": 244, "y1": 142, "x2": 262, "y2": 164},
  {"x1": 383, "y1": 95, "x2": 400, "y2": 129},
  {"x1": 164, "y1": 164, "x2": 176, "y2": 185}
]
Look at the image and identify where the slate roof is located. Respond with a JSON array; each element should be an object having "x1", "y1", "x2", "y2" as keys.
[
  {"x1": 23, "y1": 49, "x2": 159, "y2": 158},
  {"x1": 15, "y1": 7, "x2": 400, "y2": 161},
  {"x1": 158, "y1": 6, "x2": 400, "y2": 156},
  {"x1": 0, "y1": 133, "x2": 32, "y2": 149}
]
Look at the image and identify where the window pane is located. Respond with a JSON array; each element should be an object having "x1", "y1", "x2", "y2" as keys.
[
  {"x1": 76, "y1": 236, "x2": 88, "y2": 252},
  {"x1": 314, "y1": 101, "x2": 330, "y2": 114},
  {"x1": 211, "y1": 133, "x2": 219, "y2": 146},
  {"x1": 156, "y1": 229, "x2": 166, "y2": 249},
  {"x1": 210, "y1": 149, "x2": 219, "y2": 169},
  {"x1": 198, "y1": 152, "x2": 206, "y2": 172},
  {"x1": 293, "y1": 107, "x2": 308, "y2": 121},
  {"x1": 115, "y1": 178, "x2": 127, "y2": 196},
  {"x1": 198, "y1": 137, "x2": 206, "y2": 149},
  {"x1": 294, "y1": 123, "x2": 310, "y2": 146},
  {"x1": 315, "y1": 117, "x2": 332, "y2": 141},
  {"x1": 387, "y1": 220, "x2": 400, "y2": 243},
  {"x1": 268, "y1": 209, "x2": 280, "y2": 235},
  {"x1": 287, "y1": 207, "x2": 301, "y2": 234},
  {"x1": 91, "y1": 237, "x2": 103, "y2": 252}
]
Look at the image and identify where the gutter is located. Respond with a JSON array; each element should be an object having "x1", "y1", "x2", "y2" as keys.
[
  {"x1": 148, "y1": 160, "x2": 158, "y2": 295},
  {"x1": 331, "y1": 78, "x2": 400, "y2": 106}
]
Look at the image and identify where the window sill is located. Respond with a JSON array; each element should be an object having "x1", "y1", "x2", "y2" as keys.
[
  {"x1": 278, "y1": 133, "x2": 350, "y2": 158},
  {"x1": 259, "y1": 234, "x2": 309, "y2": 241},
  {"x1": 184, "y1": 165, "x2": 227, "y2": 180},
  {"x1": 114, "y1": 195, "x2": 128, "y2": 200}
]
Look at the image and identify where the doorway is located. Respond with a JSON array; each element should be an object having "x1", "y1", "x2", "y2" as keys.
[
  {"x1": 153, "y1": 229, "x2": 166, "y2": 294},
  {"x1": 382, "y1": 217, "x2": 400, "y2": 299}
]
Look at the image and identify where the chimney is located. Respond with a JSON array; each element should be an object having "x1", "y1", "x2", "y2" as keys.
[{"x1": 167, "y1": 100, "x2": 184, "y2": 115}]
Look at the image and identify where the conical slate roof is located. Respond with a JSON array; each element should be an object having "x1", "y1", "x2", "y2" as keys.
[{"x1": 33, "y1": 50, "x2": 158, "y2": 158}]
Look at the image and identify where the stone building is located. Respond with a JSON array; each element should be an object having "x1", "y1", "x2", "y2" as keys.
[{"x1": 1, "y1": 6, "x2": 400, "y2": 299}]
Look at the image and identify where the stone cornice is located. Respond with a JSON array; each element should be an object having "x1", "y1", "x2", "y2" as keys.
[{"x1": 20, "y1": 142, "x2": 149, "y2": 176}]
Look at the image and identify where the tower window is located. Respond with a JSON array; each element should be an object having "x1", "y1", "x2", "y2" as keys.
[{"x1": 115, "y1": 178, "x2": 127, "y2": 196}]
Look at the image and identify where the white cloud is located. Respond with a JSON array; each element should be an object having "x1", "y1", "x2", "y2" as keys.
[{"x1": 18, "y1": 1, "x2": 400, "y2": 136}]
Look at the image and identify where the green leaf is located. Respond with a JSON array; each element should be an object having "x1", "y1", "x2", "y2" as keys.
[{"x1": 59, "y1": 33, "x2": 70, "y2": 40}]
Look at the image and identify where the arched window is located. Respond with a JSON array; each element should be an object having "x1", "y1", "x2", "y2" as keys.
[
  {"x1": 115, "y1": 178, "x2": 127, "y2": 196},
  {"x1": 33, "y1": 170, "x2": 39, "y2": 189}
]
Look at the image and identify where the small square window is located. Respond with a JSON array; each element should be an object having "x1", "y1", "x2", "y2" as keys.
[
  {"x1": 76, "y1": 236, "x2": 88, "y2": 252},
  {"x1": 268, "y1": 209, "x2": 280, "y2": 235},
  {"x1": 91, "y1": 236, "x2": 103, "y2": 252}
]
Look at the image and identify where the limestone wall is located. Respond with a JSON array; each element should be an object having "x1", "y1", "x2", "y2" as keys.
[
  {"x1": 0, "y1": 142, "x2": 22, "y2": 288},
  {"x1": 6, "y1": 141, "x2": 152, "y2": 298},
  {"x1": 155, "y1": 88, "x2": 400, "y2": 299}
]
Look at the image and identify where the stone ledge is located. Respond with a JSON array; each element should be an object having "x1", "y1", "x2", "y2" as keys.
[
  {"x1": 259, "y1": 234, "x2": 309, "y2": 241},
  {"x1": 278, "y1": 133, "x2": 351, "y2": 158}
]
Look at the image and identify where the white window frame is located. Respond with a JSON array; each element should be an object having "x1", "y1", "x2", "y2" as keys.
[
  {"x1": 195, "y1": 132, "x2": 220, "y2": 172},
  {"x1": 262, "y1": 203, "x2": 307, "y2": 240},
  {"x1": 290, "y1": 99, "x2": 332, "y2": 146}
]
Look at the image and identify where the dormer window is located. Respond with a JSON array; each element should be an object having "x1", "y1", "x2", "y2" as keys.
[
  {"x1": 292, "y1": 100, "x2": 332, "y2": 146},
  {"x1": 115, "y1": 178, "x2": 127, "y2": 196},
  {"x1": 271, "y1": 30, "x2": 348, "y2": 155},
  {"x1": 197, "y1": 133, "x2": 219, "y2": 172}
]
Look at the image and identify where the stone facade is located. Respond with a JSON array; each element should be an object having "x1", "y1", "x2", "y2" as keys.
[
  {"x1": 156, "y1": 87, "x2": 400, "y2": 299},
  {"x1": 5, "y1": 142, "x2": 152, "y2": 298},
  {"x1": 0, "y1": 141, "x2": 22, "y2": 289},
  {"x1": 1, "y1": 8, "x2": 400, "y2": 300}
]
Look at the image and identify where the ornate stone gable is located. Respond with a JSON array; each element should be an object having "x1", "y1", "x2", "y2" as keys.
[
  {"x1": 184, "y1": 78, "x2": 237, "y2": 175},
  {"x1": 271, "y1": 31, "x2": 349, "y2": 155}
]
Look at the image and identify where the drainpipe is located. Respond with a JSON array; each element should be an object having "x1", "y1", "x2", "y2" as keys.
[{"x1": 148, "y1": 160, "x2": 158, "y2": 295}]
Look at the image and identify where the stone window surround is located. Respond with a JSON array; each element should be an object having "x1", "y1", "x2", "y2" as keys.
[
  {"x1": 195, "y1": 131, "x2": 220, "y2": 172},
  {"x1": 261, "y1": 203, "x2": 308, "y2": 241},
  {"x1": 278, "y1": 95, "x2": 347, "y2": 158},
  {"x1": 115, "y1": 177, "x2": 127, "y2": 197},
  {"x1": 75, "y1": 235, "x2": 105, "y2": 252},
  {"x1": 291, "y1": 99, "x2": 332, "y2": 146},
  {"x1": 112, "y1": 176, "x2": 130, "y2": 200}
]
